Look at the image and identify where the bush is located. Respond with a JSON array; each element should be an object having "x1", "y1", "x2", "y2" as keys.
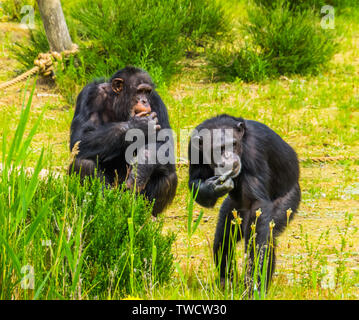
[
  {"x1": 32, "y1": 174, "x2": 176, "y2": 298},
  {"x1": 209, "y1": 0, "x2": 336, "y2": 82},
  {"x1": 81, "y1": 181, "x2": 176, "y2": 297},
  {"x1": 71, "y1": 0, "x2": 227, "y2": 82}
]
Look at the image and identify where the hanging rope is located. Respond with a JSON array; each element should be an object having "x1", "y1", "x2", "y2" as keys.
[{"x1": 0, "y1": 44, "x2": 79, "y2": 90}]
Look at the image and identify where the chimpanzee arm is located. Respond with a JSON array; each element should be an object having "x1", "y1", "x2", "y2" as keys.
[
  {"x1": 71, "y1": 114, "x2": 158, "y2": 165},
  {"x1": 69, "y1": 82, "x2": 129, "y2": 162},
  {"x1": 70, "y1": 119, "x2": 131, "y2": 162}
]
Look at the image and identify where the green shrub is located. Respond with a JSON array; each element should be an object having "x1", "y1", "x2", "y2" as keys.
[
  {"x1": 209, "y1": 0, "x2": 336, "y2": 82},
  {"x1": 180, "y1": 0, "x2": 228, "y2": 42},
  {"x1": 30, "y1": 173, "x2": 176, "y2": 298},
  {"x1": 81, "y1": 182, "x2": 176, "y2": 297},
  {"x1": 71, "y1": 0, "x2": 227, "y2": 82},
  {"x1": 246, "y1": 1, "x2": 336, "y2": 75}
]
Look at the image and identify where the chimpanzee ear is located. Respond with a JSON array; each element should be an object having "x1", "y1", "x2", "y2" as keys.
[
  {"x1": 111, "y1": 78, "x2": 124, "y2": 94},
  {"x1": 236, "y1": 121, "x2": 245, "y2": 138},
  {"x1": 191, "y1": 135, "x2": 203, "y2": 151}
]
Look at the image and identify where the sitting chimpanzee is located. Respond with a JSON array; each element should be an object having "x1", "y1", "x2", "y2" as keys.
[
  {"x1": 188, "y1": 114, "x2": 301, "y2": 294},
  {"x1": 69, "y1": 66, "x2": 177, "y2": 216}
]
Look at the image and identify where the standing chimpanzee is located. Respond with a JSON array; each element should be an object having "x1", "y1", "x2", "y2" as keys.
[
  {"x1": 188, "y1": 114, "x2": 301, "y2": 294},
  {"x1": 69, "y1": 66, "x2": 177, "y2": 216}
]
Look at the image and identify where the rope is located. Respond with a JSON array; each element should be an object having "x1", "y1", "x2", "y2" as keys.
[
  {"x1": 0, "y1": 66, "x2": 39, "y2": 90},
  {"x1": 0, "y1": 44, "x2": 79, "y2": 90}
]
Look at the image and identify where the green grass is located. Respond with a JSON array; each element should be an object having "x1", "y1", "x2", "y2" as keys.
[{"x1": 0, "y1": 0, "x2": 359, "y2": 300}]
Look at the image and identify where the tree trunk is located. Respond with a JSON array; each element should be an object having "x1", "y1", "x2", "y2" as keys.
[{"x1": 37, "y1": 0, "x2": 73, "y2": 52}]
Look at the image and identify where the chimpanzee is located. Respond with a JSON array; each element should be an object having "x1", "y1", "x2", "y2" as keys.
[
  {"x1": 69, "y1": 66, "x2": 177, "y2": 216},
  {"x1": 188, "y1": 114, "x2": 301, "y2": 294}
]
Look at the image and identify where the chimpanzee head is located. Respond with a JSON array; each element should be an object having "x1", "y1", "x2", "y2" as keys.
[
  {"x1": 190, "y1": 115, "x2": 245, "y2": 177},
  {"x1": 110, "y1": 66, "x2": 154, "y2": 119}
]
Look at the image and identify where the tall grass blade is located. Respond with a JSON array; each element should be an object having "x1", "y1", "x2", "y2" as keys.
[
  {"x1": 24, "y1": 197, "x2": 54, "y2": 245},
  {"x1": 0, "y1": 232, "x2": 21, "y2": 275}
]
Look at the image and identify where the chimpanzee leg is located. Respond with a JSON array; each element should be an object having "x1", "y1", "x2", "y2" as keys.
[
  {"x1": 141, "y1": 170, "x2": 177, "y2": 216},
  {"x1": 272, "y1": 182, "x2": 301, "y2": 235},
  {"x1": 68, "y1": 158, "x2": 114, "y2": 186},
  {"x1": 69, "y1": 158, "x2": 96, "y2": 179},
  {"x1": 213, "y1": 196, "x2": 242, "y2": 283}
]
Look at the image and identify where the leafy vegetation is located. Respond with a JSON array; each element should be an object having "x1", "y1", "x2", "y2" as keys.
[{"x1": 209, "y1": 0, "x2": 337, "y2": 81}]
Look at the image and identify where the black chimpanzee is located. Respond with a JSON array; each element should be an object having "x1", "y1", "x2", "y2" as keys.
[
  {"x1": 69, "y1": 66, "x2": 177, "y2": 216},
  {"x1": 188, "y1": 114, "x2": 301, "y2": 294}
]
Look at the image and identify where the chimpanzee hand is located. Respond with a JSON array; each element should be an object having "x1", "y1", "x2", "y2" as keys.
[
  {"x1": 128, "y1": 111, "x2": 161, "y2": 133},
  {"x1": 206, "y1": 175, "x2": 234, "y2": 197}
]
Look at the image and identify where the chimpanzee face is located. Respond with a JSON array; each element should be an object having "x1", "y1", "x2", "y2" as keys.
[
  {"x1": 191, "y1": 122, "x2": 245, "y2": 177},
  {"x1": 111, "y1": 69, "x2": 154, "y2": 117}
]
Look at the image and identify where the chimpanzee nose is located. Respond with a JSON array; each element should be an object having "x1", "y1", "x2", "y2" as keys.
[{"x1": 140, "y1": 98, "x2": 149, "y2": 106}]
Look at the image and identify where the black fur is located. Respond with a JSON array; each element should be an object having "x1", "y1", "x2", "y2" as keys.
[
  {"x1": 188, "y1": 114, "x2": 301, "y2": 293},
  {"x1": 69, "y1": 66, "x2": 177, "y2": 216}
]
